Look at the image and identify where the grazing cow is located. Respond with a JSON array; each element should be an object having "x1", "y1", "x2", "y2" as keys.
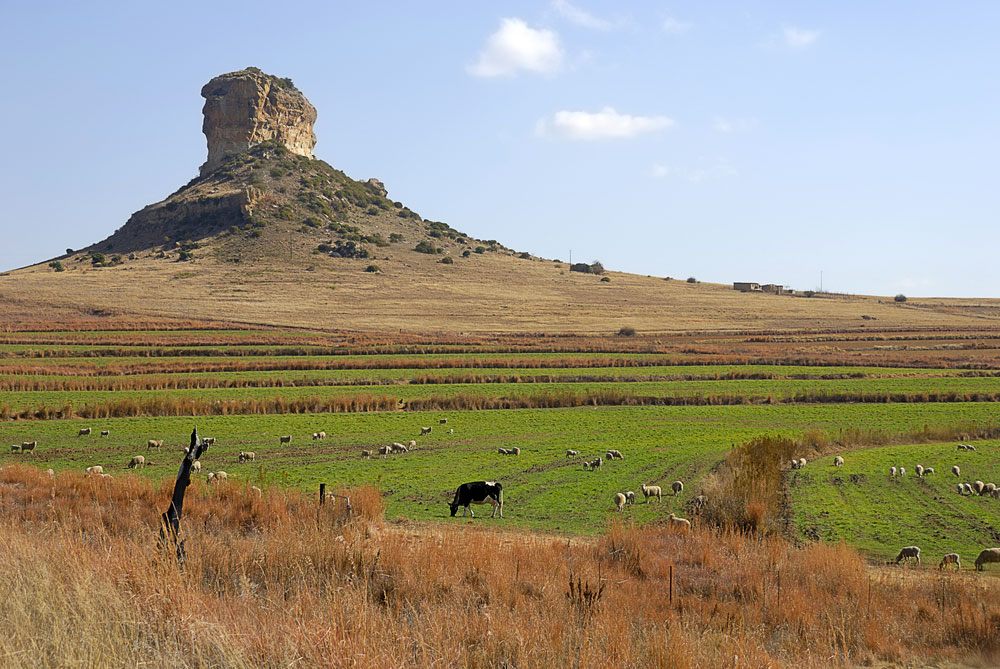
[
  {"x1": 78, "y1": 428, "x2": 92, "y2": 436},
  {"x1": 100, "y1": 430, "x2": 110, "y2": 437},
  {"x1": 21, "y1": 441, "x2": 36, "y2": 453},
  {"x1": 420, "y1": 427, "x2": 432, "y2": 436},
  {"x1": 279, "y1": 435, "x2": 292, "y2": 445},
  {"x1": 449, "y1": 481, "x2": 503, "y2": 518}
]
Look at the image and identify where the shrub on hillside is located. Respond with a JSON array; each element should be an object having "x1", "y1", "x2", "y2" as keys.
[
  {"x1": 518, "y1": 252, "x2": 531, "y2": 259},
  {"x1": 462, "y1": 249, "x2": 471, "y2": 257},
  {"x1": 895, "y1": 294, "x2": 907, "y2": 303},
  {"x1": 389, "y1": 233, "x2": 404, "y2": 243},
  {"x1": 617, "y1": 326, "x2": 636, "y2": 336},
  {"x1": 570, "y1": 263, "x2": 592, "y2": 274},
  {"x1": 590, "y1": 261, "x2": 605, "y2": 275},
  {"x1": 364, "y1": 265, "x2": 381, "y2": 273},
  {"x1": 414, "y1": 241, "x2": 437, "y2": 254},
  {"x1": 474, "y1": 246, "x2": 486, "y2": 254},
  {"x1": 439, "y1": 256, "x2": 454, "y2": 264},
  {"x1": 686, "y1": 277, "x2": 697, "y2": 283},
  {"x1": 601, "y1": 276, "x2": 610, "y2": 282},
  {"x1": 48, "y1": 261, "x2": 64, "y2": 272}
]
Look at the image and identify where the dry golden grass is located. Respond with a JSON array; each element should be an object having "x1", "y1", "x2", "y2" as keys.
[
  {"x1": 0, "y1": 464, "x2": 997, "y2": 667},
  {"x1": 5, "y1": 240, "x2": 1000, "y2": 335}
]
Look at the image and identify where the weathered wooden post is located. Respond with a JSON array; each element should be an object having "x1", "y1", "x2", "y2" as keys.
[
  {"x1": 158, "y1": 426, "x2": 207, "y2": 566},
  {"x1": 319, "y1": 483, "x2": 326, "y2": 505}
]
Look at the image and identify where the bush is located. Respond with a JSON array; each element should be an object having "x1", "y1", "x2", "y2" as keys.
[
  {"x1": 617, "y1": 326, "x2": 636, "y2": 336},
  {"x1": 364, "y1": 265, "x2": 381, "y2": 273},
  {"x1": 474, "y1": 246, "x2": 486, "y2": 254},
  {"x1": 365, "y1": 206, "x2": 379, "y2": 216},
  {"x1": 686, "y1": 277, "x2": 697, "y2": 283},
  {"x1": 570, "y1": 263, "x2": 592, "y2": 274},
  {"x1": 462, "y1": 249, "x2": 471, "y2": 258},
  {"x1": 389, "y1": 233, "x2": 404, "y2": 243},
  {"x1": 439, "y1": 256, "x2": 454, "y2": 264},
  {"x1": 48, "y1": 260, "x2": 64, "y2": 272},
  {"x1": 590, "y1": 261, "x2": 605, "y2": 275},
  {"x1": 90, "y1": 253, "x2": 106, "y2": 267},
  {"x1": 329, "y1": 240, "x2": 370, "y2": 259},
  {"x1": 895, "y1": 294, "x2": 907, "y2": 303},
  {"x1": 518, "y1": 252, "x2": 531, "y2": 259},
  {"x1": 269, "y1": 167, "x2": 284, "y2": 178},
  {"x1": 414, "y1": 241, "x2": 437, "y2": 254},
  {"x1": 65, "y1": 248, "x2": 74, "y2": 255},
  {"x1": 177, "y1": 250, "x2": 193, "y2": 262},
  {"x1": 600, "y1": 276, "x2": 610, "y2": 282}
]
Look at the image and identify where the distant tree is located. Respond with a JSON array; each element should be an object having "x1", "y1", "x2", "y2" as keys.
[
  {"x1": 48, "y1": 260, "x2": 64, "y2": 272},
  {"x1": 894, "y1": 294, "x2": 907, "y2": 303},
  {"x1": 590, "y1": 261, "x2": 605, "y2": 275},
  {"x1": 686, "y1": 277, "x2": 697, "y2": 283}
]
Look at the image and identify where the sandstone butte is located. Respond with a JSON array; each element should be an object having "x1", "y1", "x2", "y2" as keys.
[{"x1": 3, "y1": 67, "x2": 1000, "y2": 335}]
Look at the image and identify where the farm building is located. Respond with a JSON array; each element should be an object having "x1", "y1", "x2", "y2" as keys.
[
  {"x1": 762, "y1": 284, "x2": 786, "y2": 294},
  {"x1": 733, "y1": 282, "x2": 762, "y2": 292}
]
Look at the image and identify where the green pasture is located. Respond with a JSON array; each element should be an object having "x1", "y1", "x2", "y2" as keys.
[
  {"x1": 790, "y1": 441, "x2": 1000, "y2": 566},
  {"x1": 3, "y1": 402, "x2": 1000, "y2": 535}
]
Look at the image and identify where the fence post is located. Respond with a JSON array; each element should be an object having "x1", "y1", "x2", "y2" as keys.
[
  {"x1": 319, "y1": 483, "x2": 326, "y2": 506},
  {"x1": 669, "y1": 564, "x2": 673, "y2": 604}
]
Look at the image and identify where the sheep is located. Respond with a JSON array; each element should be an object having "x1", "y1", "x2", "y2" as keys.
[
  {"x1": 439, "y1": 419, "x2": 448, "y2": 424},
  {"x1": 985, "y1": 483, "x2": 997, "y2": 496},
  {"x1": 238, "y1": 451, "x2": 257, "y2": 463},
  {"x1": 957, "y1": 483, "x2": 968, "y2": 495},
  {"x1": 202, "y1": 437, "x2": 216, "y2": 446},
  {"x1": 975, "y1": 548, "x2": 1000, "y2": 571},
  {"x1": 78, "y1": 428, "x2": 91, "y2": 436},
  {"x1": 279, "y1": 435, "x2": 292, "y2": 445},
  {"x1": 939, "y1": 553, "x2": 961, "y2": 571},
  {"x1": 974, "y1": 480, "x2": 986, "y2": 495},
  {"x1": 510, "y1": 447, "x2": 520, "y2": 456},
  {"x1": 953, "y1": 465, "x2": 960, "y2": 477},
  {"x1": 390, "y1": 442, "x2": 408, "y2": 454},
  {"x1": 799, "y1": 458, "x2": 807, "y2": 468},
  {"x1": 641, "y1": 484, "x2": 662, "y2": 503},
  {"x1": 127, "y1": 455, "x2": 145, "y2": 469},
  {"x1": 312, "y1": 431, "x2": 326, "y2": 440},
  {"x1": 790, "y1": 459, "x2": 801, "y2": 470},
  {"x1": 690, "y1": 494, "x2": 709, "y2": 511},
  {"x1": 85, "y1": 465, "x2": 104, "y2": 476},
  {"x1": 207, "y1": 471, "x2": 228, "y2": 484},
  {"x1": 100, "y1": 473, "x2": 113, "y2": 481},
  {"x1": 834, "y1": 456, "x2": 844, "y2": 467},
  {"x1": 250, "y1": 485, "x2": 263, "y2": 498},
  {"x1": 614, "y1": 492, "x2": 626, "y2": 512},
  {"x1": 147, "y1": 439, "x2": 163, "y2": 451},
  {"x1": 967, "y1": 445, "x2": 977, "y2": 452},
  {"x1": 583, "y1": 461, "x2": 590, "y2": 471},
  {"x1": 420, "y1": 427, "x2": 432, "y2": 435},
  {"x1": 378, "y1": 445, "x2": 392, "y2": 458},
  {"x1": 46, "y1": 469, "x2": 54, "y2": 478},
  {"x1": 965, "y1": 483, "x2": 976, "y2": 495},
  {"x1": 9, "y1": 445, "x2": 19, "y2": 454},
  {"x1": 589, "y1": 457, "x2": 603, "y2": 470},
  {"x1": 361, "y1": 449, "x2": 373, "y2": 459},
  {"x1": 408, "y1": 440, "x2": 417, "y2": 449},
  {"x1": 668, "y1": 513, "x2": 691, "y2": 531},
  {"x1": 20, "y1": 441, "x2": 36, "y2": 453},
  {"x1": 924, "y1": 467, "x2": 935, "y2": 475},
  {"x1": 606, "y1": 449, "x2": 624, "y2": 460},
  {"x1": 890, "y1": 466, "x2": 897, "y2": 477},
  {"x1": 915, "y1": 464, "x2": 924, "y2": 477},
  {"x1": 899, "y1": 467, "x2": 905, "y2": 477},
  {"x1": 671, "y1": 480, "x2": 684, "y2": 496},
  {"x1": 100, "y1": 430, "x2": 110, "y2": 437},
  {"x1": 625, "y1": 491, "x2": 636, "y2": 505},
  {"x1": 566, "y1": 449, "x2": 579, "y2": 457},
  {"x1": 192, "y1": 460, "x2": 202, "y2": 472},
  {"x1": 498, "y1": 448, "x2": 510, "y2": 455},
  {"x1": 894, "y1": 546, "x2": 921, "y2": 566},
  {"x1": 448, "y1": 428, "x2": 455, "y2": 434}
]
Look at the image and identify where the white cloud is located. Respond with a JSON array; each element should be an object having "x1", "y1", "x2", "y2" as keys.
[
  {"x1": 537, "y1": 107, "x2": 674, "y2": 140},
  {"x1": 713, "y1": 116, "x2": 755, "y2": 133},
  {"x1": 551, "y1": 0, "x2": 616, "y2": 31},
  {"x1": 651, "y1": 158, "x2": 737, "y2": 182},
  {"x1": 467, "y1": 18, "x2": 564, "y2": 77},
  {"x1": 783, "y1": 26, "x2": 820, "y2": 49},
  {"x1": 662, "y1": 16, "x2": 693, "y2": 33}
]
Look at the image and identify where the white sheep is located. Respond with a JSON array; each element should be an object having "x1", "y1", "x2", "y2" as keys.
[
  {"x1": 100, "y1": 430, "x2": 110, "y2": 437},
  {"x1": 101, "y1": 473, "x2": 113, "y2": 481},
  {"x1": 974, "y1": 480, "x2": 985, "y2": 495},
  {"x1": 20, "y1": 441, "x2": 36, "y2": 453},
  {"x1": 625, "y1": 491, "x2": 636, "y2": 505},
  {"x1": 9, "y1": 445, "x2": 19, "y2": 454},
  {"x1": 192, "y1": 460, "x2": 202, "y2": 472},
  {"x1": 147, "y1": 439, "x2": 163, "y2": 451},
  {"x1": 250, "y1": 485, "x2": 263, "y2": 498},
  {"x1": 408, "y1": 440, "x2": 417, "y2": 449},
  {"x1": 498, "y1": 447, "x2": 510, "y2": 455},
  {"x1": 127, "y1": 455, "x2": 145, "y2": 469},
  {"x1": 510, "y1": 447, "x2": 520, "y2": 456},
  {"x1": 202, "y1": 437, "x2": 216, "y2": 446},
  {"x1": 279, "y1": 435, "x2": 291, "y2": 445},
  {"x1": 799, "y1": 458, "x2": 807, "y2": 468},
  {"x1": 890, "y1": 466, "x2": 897, "y2": 477},
  {"x1": 439, "y1": 418, "x2": 448, "y2": 424},
  {"x1": 378, "y1": 445, "x2": 392, "y2": 458},
  {"x1": 614, "y1": 492, "x2": 626, "y2": 512},
  {"x1": 957, "y1": 483, "x2": 967, "y2": 495},
  {"x1": 238, "y1": 451, "x2": 257, "y2": 463},
  {"x1": 953, "y1": 465, "x2": 960, "y2": 477},
  {"x1": 939, "y1": 553, "x2": 961, "y2": 571},
  {"x1": 985, "y1": 483, "x2": 997, "y2": 495},
  {"x1": 899, "y1": 467, "x2": 905, "y2": 477},
  {"x1": 85, "y1": 465, "x2": 104, "y2": 476},
  {"x1": 589, "y1": 457, "x2": 603, "y2": 470},
  {"x1": 967, "y1": 444, "x2": 977, "y2": 452},
  {"x1": 566, "y1": 449, "x2": 579, "y2": 457},
  {"x1": 361, "y1": 449, "x2": 373, "y2": 459},
  {"x1": 420, "y1": 427, "x2": 432, "y2": 435},
  {"x1": 894, "y1": 546, "x2": 920, "y2": 566},
  {"x1": 671, "y1": 480, "x2": 684, "y2": 496},
  {"x1": 207, "y1": 471, "x2": 228, "y2": 484},
  {"x1": 390, "y1": 442, "x2": 408, "y2": 454},
  {"x1": 668, "y1": 512, "x2": 691, "y2": 531},
  {"x1": 46, "y1": 469, "x2": 54, "y2": 477},
  {"x1": 312, "y1": 431, "x2": 326, "y2": 440},
  {"x1": 924, "y1": 467, "x2": 935, "y2": 475},
  {"x1": 641, "y1": 484, "x2": 661, "y2": 503},
  {"x1": 833, "y1": 456, "x2": 844, "y2": 467},
  {"x1": 915, "y1": 464, "x2": 924, "y2": 477},
  {"x1": 78, "y1": 428, "x2": 91, "y2": 436},
  {"x1": 606, "y1": 449, "x2": 624, "y2": 460},
  {"x1": 975, "y1": 548, "x2": 1000, "y2": 571}
]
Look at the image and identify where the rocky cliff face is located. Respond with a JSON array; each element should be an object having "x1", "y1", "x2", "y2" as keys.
[{"x1": 199, "y1": 68, "x2": 317, "y2": 175}]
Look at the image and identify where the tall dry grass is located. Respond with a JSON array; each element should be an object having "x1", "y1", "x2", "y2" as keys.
[{"x1": 0, "y1": 465, "x2": 996, "y2": 667}]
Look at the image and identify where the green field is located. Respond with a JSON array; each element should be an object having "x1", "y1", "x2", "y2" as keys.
[
  {"x1": 2, "y1": 330, "x2": 1000, "y2": 553},
  {"x1": 790, "y1": 441, "x2": 1000, "y2": 564}
]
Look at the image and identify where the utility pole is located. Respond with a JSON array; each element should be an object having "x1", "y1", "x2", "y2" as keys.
[
  {"x1": 820, "y1": 270, "x2": 824, "y2": 292},
  {"x1": 569, "y1": 249, "x2": 572, "y2": 265}
]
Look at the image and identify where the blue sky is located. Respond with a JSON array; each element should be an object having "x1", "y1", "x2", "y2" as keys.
[{"x1": 1, "y1": 1, "x2": 997, "y2": 297}]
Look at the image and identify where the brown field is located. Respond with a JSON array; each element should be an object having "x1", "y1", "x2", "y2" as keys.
[
  {"x1": 5, "y1": 241, "x2": 1000, "y2": 335},
  {"x1": 0, "y1": 464, "x2": 997, "y2": 668}
]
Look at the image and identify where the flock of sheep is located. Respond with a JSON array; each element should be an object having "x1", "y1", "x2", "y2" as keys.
[{"x1": 894, "y1": 545, "x2": 1000, "y2": 572}]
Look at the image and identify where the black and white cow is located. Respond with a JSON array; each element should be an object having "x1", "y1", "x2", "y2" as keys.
[{"x1": 449, "y1": 481, "x2": 503, "y2": 518}]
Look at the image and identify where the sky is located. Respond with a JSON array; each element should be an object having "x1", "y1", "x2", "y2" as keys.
[{"x1": 1, "y1": 1, "x2": 997, "y2": 297}]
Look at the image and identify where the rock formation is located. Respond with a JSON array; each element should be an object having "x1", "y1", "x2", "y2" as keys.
[{"x1": 199, "y1": 67, "x2": 317, "y2": 175}]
